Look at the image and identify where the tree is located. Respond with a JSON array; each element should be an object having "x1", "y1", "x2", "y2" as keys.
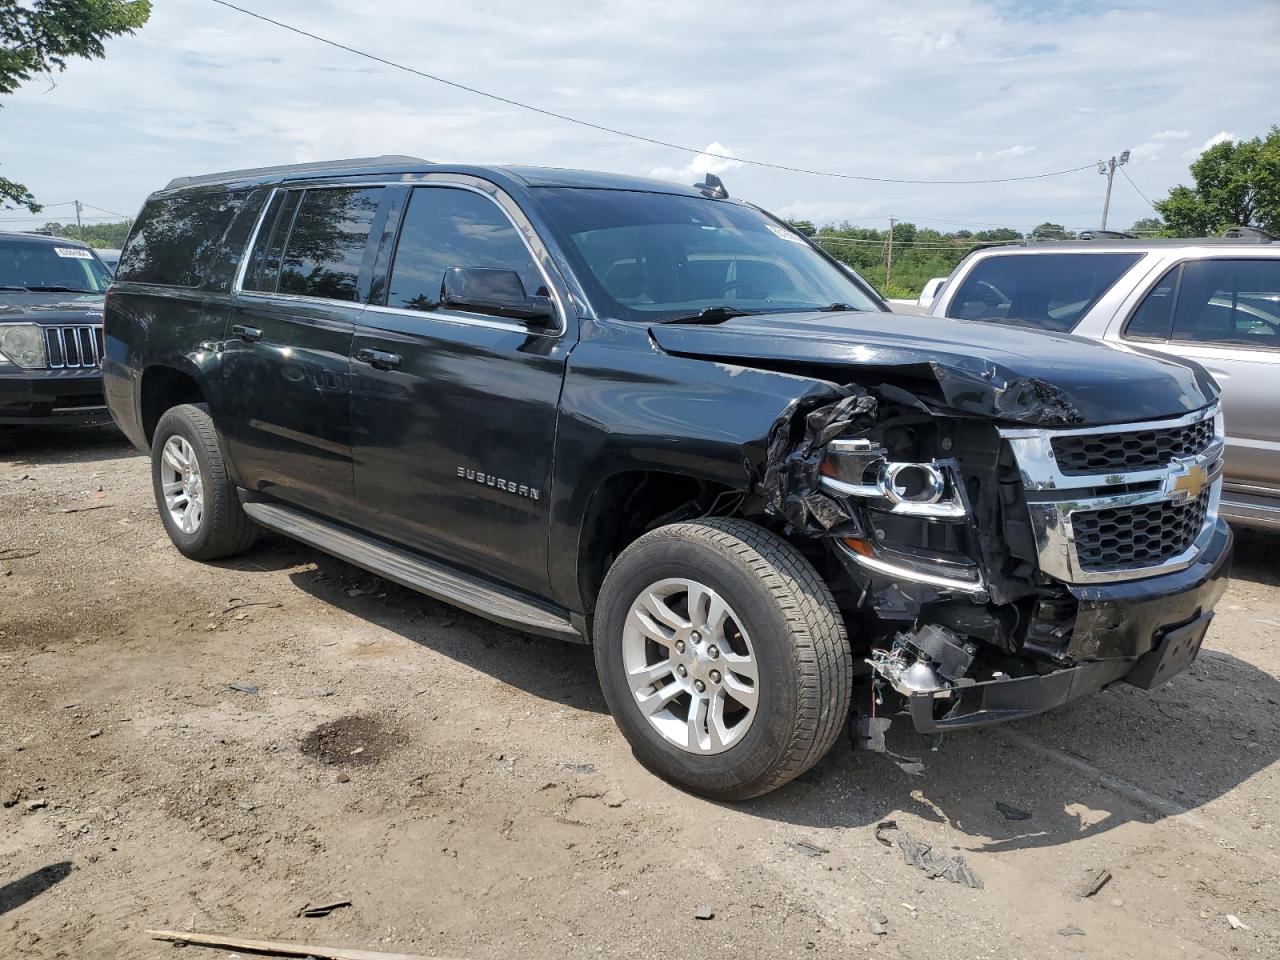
[
  {"x1": 785, "y1": 219, "x2": 816, "y2": 237},
  {"x1": 1, "y1": 1, "x2": 152, "y2": 211},
  {"x1": 1128, "y1": 217, "x2": 1164, "y2": 235},
  {"x1": 1155, "y1": 127, "x2": 1280, "y2": 236},
  {"x1": 1030, "y1": 222, "x2": 1074, "y2": 240}
]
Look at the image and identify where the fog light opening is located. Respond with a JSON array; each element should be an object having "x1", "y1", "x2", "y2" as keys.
[{"x1": 883, "y1": 463, "x2": 946, "y2": 505}]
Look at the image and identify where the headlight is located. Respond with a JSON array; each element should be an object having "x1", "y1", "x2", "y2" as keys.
[
  {"x1": 0, "y1": 324, "x2": 47, "y2": 368},
  {"x1": 820, "y1": 439, "x2": 966, "y2": 518}
]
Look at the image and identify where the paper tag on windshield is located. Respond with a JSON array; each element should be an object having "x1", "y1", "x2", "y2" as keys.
[
  {"x1": 54, "y1": 247, "x2": 93, "y2": 259},
  {"x1": 766, "y1": 224, "x2": 808, "y2": 245}
]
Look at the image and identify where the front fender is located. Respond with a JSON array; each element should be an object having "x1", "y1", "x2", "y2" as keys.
[{"x1": 547, "y1": 329, "x2": 840, "y2": 610}]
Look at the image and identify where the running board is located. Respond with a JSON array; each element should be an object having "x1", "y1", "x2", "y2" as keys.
[{"x1": 241, "y1": 499, "x2": 582, "y2": 642}]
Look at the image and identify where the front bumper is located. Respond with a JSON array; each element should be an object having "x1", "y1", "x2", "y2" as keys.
[
  {"x1": 907, "y1": 518, "x2": 1232, "y2": 732},
  {"x1": 0, "y1": 368, "x2": 113, "y2": 426}
]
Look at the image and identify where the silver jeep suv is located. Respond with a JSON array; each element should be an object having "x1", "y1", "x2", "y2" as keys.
[{"x1": 928, "y1": 232, "x2": 1279, "y2": 530}]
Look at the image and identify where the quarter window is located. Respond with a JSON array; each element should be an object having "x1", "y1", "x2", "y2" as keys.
[
  {"x1": 386, "y1": 187, "x2": 544, "y2": 313},
  {"x1": 1169, "y1": 259, "x2": 1280, "y2": 348},
  {"x1": 117, "y1": 190, "x2": 252, "y2": 288},
  {"x1": 1124, "y1": 269, "x2": 1178, "y2": 340},
  {"x1": 276, "y1": 187, "x2": 383, "y2": 301}
]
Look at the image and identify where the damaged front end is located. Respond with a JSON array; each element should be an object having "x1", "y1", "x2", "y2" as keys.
[{"x1": 758, "y1": 376, "x2": 1232, "y2": 742}]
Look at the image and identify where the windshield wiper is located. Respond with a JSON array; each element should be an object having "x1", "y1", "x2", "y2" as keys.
[
  {"x1": 0, "y1": 285, "x2": 31, "y2": 291},
  {"x1": 818, "y1": 302, "x2": 858, "y2": 312},
  {"x1": 24, "y1": 285, "x2": 94, "y2": 293},
  {"x1": 657, "y1": 305, "x2": 760, "y2": 325}
]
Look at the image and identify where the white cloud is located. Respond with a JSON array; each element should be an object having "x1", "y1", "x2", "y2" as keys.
[
  {"x1": 972, "y1": 145, "x2": 1036, "y2": 162},
  {"x1": 1183, "y1": 130, "x2": 1238, "y2": 159},
  {"x1": 648, "y1": 142, "x2": 742, "y2": 184}
]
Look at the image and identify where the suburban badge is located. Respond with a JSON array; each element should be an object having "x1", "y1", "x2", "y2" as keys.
[{"x1": 457, "y1": 466, "x2": 540, "y2": 501}]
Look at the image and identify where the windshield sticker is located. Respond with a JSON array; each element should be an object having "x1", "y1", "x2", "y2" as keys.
[
  {"x1": 54, "y1": 247, "x2": 93, "y2": 259},
  {"x1": 766, "y1": 224, "x2": 808, "y2": 245}
]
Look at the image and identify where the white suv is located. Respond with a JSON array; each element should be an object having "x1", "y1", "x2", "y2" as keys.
[{"x1": 928, "y1": 232, "x2": 1280, "y2": 530}]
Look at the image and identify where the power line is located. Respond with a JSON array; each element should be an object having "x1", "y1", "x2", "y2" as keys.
[
  {"x1": 207, "y1": 0, "x2": 1099, "y2": 187},
  {"x1": 80, "y1": 202, "x2": 132, "y2": 219},
  {"x1": 1120, "y1": 166, "x2": 1160, "y2": 213}
]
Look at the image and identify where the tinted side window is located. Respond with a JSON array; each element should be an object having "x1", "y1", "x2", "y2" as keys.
[
  {"x1": 1124, "y1": 267, "x2": 1179, "y2": 340},
  {"x1": 278, "y1": 187, "x2": 383, "y2": 301},
  {"x1": 945, "y1": 253, "x2": 1141, "y2": 332},
  {"x1": 244, "y1": 190, "x2": 301, "y2": 293},
  {"x1": 117, "y1": 190, "x2": 250, "y2": 287},
  {"x1": 1170, "y1": 259, "x2": 1280, "y2": 349},
  {"x1": 387, "y1": 187, "x2": 544, "y2": 312}
]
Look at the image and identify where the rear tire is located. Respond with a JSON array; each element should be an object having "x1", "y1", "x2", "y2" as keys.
[
  {"x1": 151, "y1": 403, "x2": 257, "y2": 560},
  {"x1": 594, "y1": 518, "x2": 852, "y2": 800}
]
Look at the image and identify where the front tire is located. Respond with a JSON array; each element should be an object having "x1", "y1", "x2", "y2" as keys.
[
  {"x1": 594, "y1": 518, "x2": 852, "y2": 800},
  {"x1": 151, "y1": 403, "x2": 257, "y2": 561}
]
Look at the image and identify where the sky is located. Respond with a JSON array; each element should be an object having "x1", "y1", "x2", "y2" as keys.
[{"x1": 2, "y1": 0, "x2": 1278, "y2": 234}]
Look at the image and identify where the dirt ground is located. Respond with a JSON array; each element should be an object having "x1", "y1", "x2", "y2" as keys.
[{"x1": 2, "y1": 425, "x2": 1278, "y2": 960}]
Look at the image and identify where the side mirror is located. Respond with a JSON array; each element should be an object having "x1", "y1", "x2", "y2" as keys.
[{"x1": 440, "y1": 267, "x2": 555, "y2": 324}]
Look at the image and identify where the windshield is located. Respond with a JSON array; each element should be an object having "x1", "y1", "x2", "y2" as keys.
[
  {"x1": 945, "y1": 252, "x2": 1141, "y2": 332},
  {"x1": 532, "y1": 188, "x2": 883, "y2": 322},
  {"x1": 0, "y1": 239, "x2": 112, "y2": 293}
]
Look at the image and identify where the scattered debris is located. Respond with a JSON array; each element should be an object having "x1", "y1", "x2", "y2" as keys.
[
  {"x1": 0, "y1": 548, "x2": 38, "y2": 560},
  {"x1": 887, "y1": 750, "x2": 926, "y2": 777},
  {"x1": 877, "y1": 821, "x2": 983, "y2": 888},
  {"x1": 786, "y1": 839, "x2": 830, "y2": 858},
  {"x1": 1058, "y1": 925, "x2": 1086, "y2": 937},
  {"x1": 88, "y1": 729, "x2": 102, "y2": 738},
  {"x1": 867, "y1": 911, "x2": 889, "y2": 936},
  {"x1": 346, "y1": 587, "x2": 371, "y2": 598},
  {"x1": 58, "y1": 504, "x2": 111, "y2": 514},
  {"x1": 297, "y1": 899, "x2": 352, "y2": 919},
  {"x1": 26, "y1": 799, "x2": 47, "y2": 812},
  {"x1": 995, "y1": 801, "x2": 1032, "y2": 821},
  {"x1": 850, "y1": 715, "x2": 890, "y2": 753},
  {"x1": 563, "y1": 762, "x2": 596, "y2": 774},
  {"x1": 694, "y1": 905, "x2": 715, "y2": 920},
  {"x1": 146, "y1": 929, "x2": 438, "y2": 959},
  {"x1": 228, "y1": 682, "x2": 259, "y2": 695},
  {"x1": 1226, "y1": 915, "x2": 1250, "y2": 931},
  {"x1": 1077, "y1": 867, "x2": 1112, "y2": 899},
  {"x1": 336, "y1": 772, "x2": 350, "y2": 783}
]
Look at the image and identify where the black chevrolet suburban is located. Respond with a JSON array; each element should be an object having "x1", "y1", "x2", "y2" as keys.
[
  {"x1": 1, "y1": 232, "x2": 113, "y2": 425},
  {"x1": 103, "y1": 157, "x2": 1231, "y2": 799}
]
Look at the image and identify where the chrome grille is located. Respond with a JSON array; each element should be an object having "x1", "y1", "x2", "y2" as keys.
[
  {"x1": 44, "y1": 325, "x2": 104, "y2": 369},
  {"x1": 1072, "y1": 490, "x2": 1210, "y2": 572},
  {"x1": 1051, "y1": 418, "x2": 1214, "y2": 475},
  {"x1": 1001, "y1": 405, "x2": 1223, "y2": 585}
]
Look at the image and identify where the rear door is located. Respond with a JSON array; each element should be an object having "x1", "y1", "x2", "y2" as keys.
[
  {"x1": 221, "y1": 184, "x2": 387, "y2": 518},
  {"x1": 1120, "y1": 257, "x2": 1280, "y2": 498},
  {"x1": 349, "y1": 181, "x2": 574, "y2": 596}
]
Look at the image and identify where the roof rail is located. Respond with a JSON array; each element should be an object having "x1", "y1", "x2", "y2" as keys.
[
  {"x1": 163, "y1": 155, "x2": 429, "y2": 191},
  {"x1": 1219, "y1": 225, "x2": 1274, "y2": 243},
  {"x1": 1078, "y1": 229, "x2": 1136, "y2": 240}
]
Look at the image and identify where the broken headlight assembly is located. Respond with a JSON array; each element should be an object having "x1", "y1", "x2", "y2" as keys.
[
  {"x1": 820, "y1": 438, "x2": 986, "y2": 596},
  {"x1": 0, "y1": 324, "x2": 47, "y2": 368}
]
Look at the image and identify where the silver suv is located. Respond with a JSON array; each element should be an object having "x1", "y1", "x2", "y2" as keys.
[{"x1": 928, "y1": 233, "x2": 1279, "y2": 530}]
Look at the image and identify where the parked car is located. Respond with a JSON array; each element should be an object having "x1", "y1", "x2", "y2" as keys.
[
  {"x1": 105, "y1": 157, "x2": 1230, "y2": 798},
  {"x1": 97, "y1": 248, "x2": 122, "y2": 274},
  {"x1": 928, "y1": 232, "x2": 1279, "y2": 530},
  {"x1": 0, "y1": 232, "x2": 113, "y2": 426},
  {"x1": 917, "y1": 275, "x2": 947, "y2": 309}
]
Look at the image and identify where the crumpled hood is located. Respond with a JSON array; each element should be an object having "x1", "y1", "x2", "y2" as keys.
[
  {"x1": 0, "y1": 292, "x2": 105, "y2": 325},
  {"x1": 649, "y1": 310, "x2": 1218, "y2": 426}
]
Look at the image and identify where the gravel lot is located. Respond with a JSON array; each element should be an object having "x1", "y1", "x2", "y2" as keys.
[{"x1": 2, "y1": 425, "x2": 1277, "y2": 959}]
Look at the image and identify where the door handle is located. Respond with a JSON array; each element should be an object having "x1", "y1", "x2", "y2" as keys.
[
  {"x1": 356, "y1": 348, "x2": 402, "y2": 370},
  {"x1": 231, "y1": 323, "x2": 263, "y2": 342}
]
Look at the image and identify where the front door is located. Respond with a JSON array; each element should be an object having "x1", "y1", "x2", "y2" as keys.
[
  {"x1": 350, "y1": 183, "x2": 573, "y2": 597},
  {"x1": 221, "y1": 184, "x2": 385, "y2": 518}
]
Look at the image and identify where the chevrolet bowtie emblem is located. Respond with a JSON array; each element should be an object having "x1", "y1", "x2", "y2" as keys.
[{"x1": 1166, "y1": 460, "x2": 1209, "y2": 504}]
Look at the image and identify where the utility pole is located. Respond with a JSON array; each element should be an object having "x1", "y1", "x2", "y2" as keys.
[
  {"x1": 885, "y1": 218, "x2": 895, "y2": 290},
  {"x1": 1097, "y1": 150, "x2": 1130, "y2": 230},
  {"x1": 74, "y1": 200, "x2": 83, "y2": 240}
]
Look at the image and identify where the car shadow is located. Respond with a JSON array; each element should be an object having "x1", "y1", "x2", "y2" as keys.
[
  {"x1": 0, "y1": 862, "x2": 73, "y2": 917},
  {"x1": 0, "y1": 424, "x2": 133, "y2": 467},
  {"x1": 1229, "y1": 525, "x2": 1279, "y2": 587},
  {"x1": 250, "y1": 536, "x2": 1276, "y2": 850}
]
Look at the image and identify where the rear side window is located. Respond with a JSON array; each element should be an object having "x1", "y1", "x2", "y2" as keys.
[
  {"x1": 117, "y1": 190, "x2": 250, "y2": 287},
  {"x1": 386, "y1": 187, "x2": 544, "y2": 312},
  {"x1": 275, "y1": 187, "x2": 383, "y2": 301},
  {"x1": 946, "y1": 253, "x2": 1141, "y2": 332},
  {"x1": 1124, "y1": 269, "x2": 1178, "y2": 340},
  {"x1": 1169, "y1": 259, "x2": 1280, "y2": 349}
]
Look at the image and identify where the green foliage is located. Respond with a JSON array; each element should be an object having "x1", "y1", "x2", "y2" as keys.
[
  {"x1": 1030, "y1": 222, "x2": 1075, "y2": 240},
  {"x1": 785, "y1": 219, "x2": 816, "y2": 237},
  {"x1": 0, "y1": 1, "x2": 152, "y2": 211},
  {"x1": 31, "y1": 219, "x2": 133, "y2": 248},
  {"x1": 1128, "y1": 217, "x2": 1165, "y2": 235},
  {"x1": 1155, "y1": 127, "x2": 1280, "y2": 236}
]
